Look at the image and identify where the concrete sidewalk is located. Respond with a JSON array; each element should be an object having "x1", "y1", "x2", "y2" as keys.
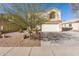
[{"x1": 0, "y1": 46, "x2": 79, "y2": 56}]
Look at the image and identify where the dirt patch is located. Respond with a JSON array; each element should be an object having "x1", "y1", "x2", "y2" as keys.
[{"x1": 0, "y1": 32, "x2": 41, "y2": 47}]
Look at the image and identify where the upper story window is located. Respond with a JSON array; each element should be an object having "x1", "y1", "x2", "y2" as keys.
[{"x1": 49, "y1": 11, "x2": 56, "y2": 19}]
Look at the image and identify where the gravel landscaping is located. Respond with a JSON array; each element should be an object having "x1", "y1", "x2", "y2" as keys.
[
  {"x1": 0, "y1": 32, "x2": 79, "y2": 47},
  {"x1": 0, "y1": 32, "x2": 41, "y2": 47}
]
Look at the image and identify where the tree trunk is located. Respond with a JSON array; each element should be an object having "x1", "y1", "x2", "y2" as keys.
[
  {"x1": 29, "y1": 28, "x2": 32, "y2": 40},
  {"x1": 29, "y1": 31, "x2": 32, "y2": 40}
]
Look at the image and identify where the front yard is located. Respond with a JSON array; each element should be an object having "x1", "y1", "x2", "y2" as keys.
[
  {"x1": 0, "y1": 31, "x2": 79, "y2": 47},
  {"x1": 0, "y1": 32, "x2": 41, "y2": 47}
]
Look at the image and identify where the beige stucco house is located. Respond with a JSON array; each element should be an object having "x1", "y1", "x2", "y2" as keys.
[
  {"x1": 62, "y1": 18, "x2": 79, "y2": 31},
  {"x1": 41, "y1": 8, "x2": 62, "y2": 32}
]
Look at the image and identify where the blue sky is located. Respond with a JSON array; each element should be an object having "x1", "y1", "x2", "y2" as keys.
[{"x1": 0, "y1": 3, "x2": 77, "y2": 21}]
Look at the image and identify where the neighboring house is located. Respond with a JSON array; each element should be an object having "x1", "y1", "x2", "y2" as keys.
[
  {"x1": 41, "y1": 8, "x2": 62, "y2": 32},
  {"x1": 62, "y1": 18, "x2": 79, "y2": 31}
]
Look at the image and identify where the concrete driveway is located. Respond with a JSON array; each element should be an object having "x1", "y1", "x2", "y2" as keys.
[{"x1": 41, "y1": 32, "x2": 79, "y2": 47}]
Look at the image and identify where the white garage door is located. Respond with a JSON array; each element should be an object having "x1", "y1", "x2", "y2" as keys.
[{"x1": 42, "y1": 24, "x2": 61, "y2": 32}]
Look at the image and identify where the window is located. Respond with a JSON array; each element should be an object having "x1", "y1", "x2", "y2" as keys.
[
  {"x1": 49, "y1": 11, "x2": 56, "y2": 19},
  {"x1": 69, "y1": 24, "x2": 72, "y2": 27}
]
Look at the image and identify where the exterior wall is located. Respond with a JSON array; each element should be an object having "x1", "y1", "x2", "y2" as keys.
[
  {"x1": 72, "y1": 23, "x2": 79, "y2": 30},
  {"x1": 42, "y1": 24, "x2": 61, "y2": 32},
  {"x1": 41, "y1": 9, "x2": 61, "y2": 32}
]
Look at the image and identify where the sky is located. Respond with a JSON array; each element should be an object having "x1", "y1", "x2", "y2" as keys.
[{"x1": 0, "y1": 3, "x2": 77, "y2": 21}]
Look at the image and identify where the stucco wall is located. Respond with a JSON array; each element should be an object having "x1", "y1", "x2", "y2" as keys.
[
  {"x1": 72, "y1": 23, "x2": 79, "y2": 30},
  {"x1": 42, "y1": 24, "x2": 61, "y2": 32}
]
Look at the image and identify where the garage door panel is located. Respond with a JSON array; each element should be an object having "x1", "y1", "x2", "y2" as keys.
[{"x1": 42, "y1": 24, "x2": 61, "y2": 32}]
